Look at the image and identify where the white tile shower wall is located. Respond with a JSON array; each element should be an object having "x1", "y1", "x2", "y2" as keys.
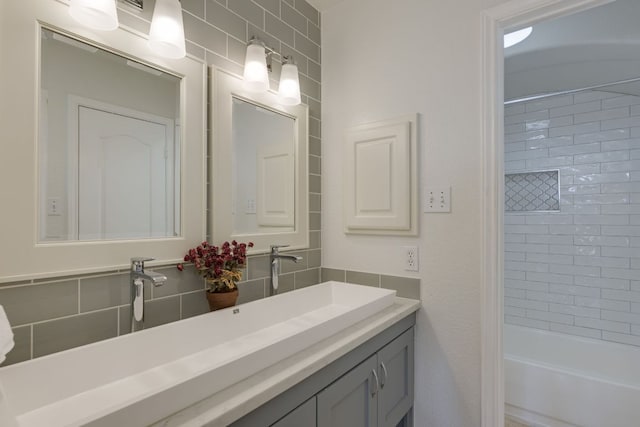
[{"x1": 505, "y1": 90, "x2": 640, "y2": 347}]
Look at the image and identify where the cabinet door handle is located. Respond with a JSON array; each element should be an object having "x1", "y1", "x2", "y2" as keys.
[
  {"x1": 371, "y1": 369, "x2": 379, "y2": 397},
  {"x1": 380, "y1": 362, "x2": 388, "y2": 389}
]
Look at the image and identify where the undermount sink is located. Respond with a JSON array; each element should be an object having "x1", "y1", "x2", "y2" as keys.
[{"x1": 0, "y1": 281, "x2": 396, "y2": 427}]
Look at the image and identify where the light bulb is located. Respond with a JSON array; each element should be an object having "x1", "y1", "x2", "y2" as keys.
[
  {"x1": 243, "y1": 40, "x2": 269, "y2": 92},
  {"x1": 278, "y1": 60, "x2": 301, "y2": 106},
  {"x1": 149, "y1": 0, "x2": 186, "y2": 59}
]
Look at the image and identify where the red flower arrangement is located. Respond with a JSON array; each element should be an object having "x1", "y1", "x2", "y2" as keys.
[{"x1": 177, "y1": 240, "x2": 254, "y2": 293}]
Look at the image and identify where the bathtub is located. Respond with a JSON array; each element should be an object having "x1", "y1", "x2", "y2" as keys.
[{"x1": 504, "y1": 324, "x2": 640, "y2": 427}]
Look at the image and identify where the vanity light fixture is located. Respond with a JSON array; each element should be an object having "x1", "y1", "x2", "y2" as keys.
[
  {"x1": 69, "y1": 0, "x2": 186, "y2": 59},
  {"x1": 243, "y1": 37, "x2": 302, "y2": 105},
  {"x1": 278, "y1": 56, "x2": 301, "y2": 106},
  {"x1": 68, "y1": 0, "x2": 119, "y2": 31},
  {"x1": 243, "y1": 38, "x2": 271, "y2": 92},
  {"x1": 148, "y1": 0, "x2": 186, "y2": 59}
]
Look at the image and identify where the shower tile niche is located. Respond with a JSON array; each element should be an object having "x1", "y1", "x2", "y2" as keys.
[{"x1": 505, "y1": 170, "x2": 560, "y2": 212}]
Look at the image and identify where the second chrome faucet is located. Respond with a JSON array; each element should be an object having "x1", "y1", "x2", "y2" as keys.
[
  {"x1": 270, "y1": 245, "x2": 302, "y2": 296},
  {"x1": 130, "y1": 257, "x2": 167, "y2": 330}
]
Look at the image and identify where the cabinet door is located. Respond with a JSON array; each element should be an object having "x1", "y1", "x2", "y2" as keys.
[
  {"x1": 317, "y1": 355, "x2": 378, "y2": 427},
  {"x1": 271, "y1": 397, "x2": 316, "y2": 427},
  {"x1": 377, "y1": 328, "x2": 414, "y2": 427}
]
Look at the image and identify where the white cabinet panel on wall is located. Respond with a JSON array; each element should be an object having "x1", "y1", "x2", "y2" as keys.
[{"x1": 344, "y1": 115, "x2": 418, "y2": 235}]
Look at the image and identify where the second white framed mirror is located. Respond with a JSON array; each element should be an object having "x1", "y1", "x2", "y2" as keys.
[{"x1": 210, "y1": 68, "x2": 309, "y2": 254}]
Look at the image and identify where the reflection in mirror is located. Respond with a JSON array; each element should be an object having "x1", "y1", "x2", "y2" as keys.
[
  {"x1": 39, "y1": 28, "x2": 181, "y2": 242},
  {"x1": 211, "y1": 68, "x2": 308, "y2": 254},
  {"x1": 232, "y1": 98, "x2": 296, "y2": 235}
]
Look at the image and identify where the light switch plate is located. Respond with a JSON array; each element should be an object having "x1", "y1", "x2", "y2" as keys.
[{"x1": 424, "y1": 187, "x2": 451, "y2": 212}]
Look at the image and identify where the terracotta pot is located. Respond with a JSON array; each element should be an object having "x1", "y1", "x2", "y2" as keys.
[{"x1": 206, "y1": 289, "x2": 239, "y2": 311}]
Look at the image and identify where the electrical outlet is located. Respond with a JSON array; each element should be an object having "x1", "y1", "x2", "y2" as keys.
[
  {"x1": 404, "y1": 246, "x2": 419, "y2": 271},
  {"x1": 424, "y1": 187, "x2": 451, "y2": 212}
]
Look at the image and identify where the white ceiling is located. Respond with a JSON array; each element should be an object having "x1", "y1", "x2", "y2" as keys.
[{"x1": 505, "y1": 0, "x2": 640, "y2": 100}]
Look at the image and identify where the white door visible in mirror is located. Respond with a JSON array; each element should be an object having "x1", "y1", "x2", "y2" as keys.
[
  {"x1": 39, "y1": 29, "x2": 181, "y2": 242},
  {"x1": 211, "y1": 69, "x2": 308, "y2": 254},
  {"x1": 232, "y1": 98, "x2": 295, "y2": 235}
]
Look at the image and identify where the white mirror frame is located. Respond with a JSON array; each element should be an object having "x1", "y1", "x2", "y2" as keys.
[
  {"x1": 0, "y1": 0, "x2": 207, "y2": 282},
  {"x1": 211, "y1": 68, "x2": 309, "y2": 254}
]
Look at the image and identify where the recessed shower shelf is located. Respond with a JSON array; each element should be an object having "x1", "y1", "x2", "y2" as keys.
[{"x1": 505, "y1": 170, "x2": 560, "y2": 212}]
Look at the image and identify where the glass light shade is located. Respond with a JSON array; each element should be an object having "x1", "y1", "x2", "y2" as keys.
[
  {"x1": 243, "y1": 42, "x2": 270, "y2": 92},
  {"x1": 69, "y1": 0, "x2": 119, "y2": 31},
  {"x1": 148, "y1": 0, "x2": 186, "y2": 59},
  {"x1": 504, "y1": 27, "x2": 533, "y2": 48},
  {"x1": 278, "y1": 62, "x2": 301, "y2": 106}
]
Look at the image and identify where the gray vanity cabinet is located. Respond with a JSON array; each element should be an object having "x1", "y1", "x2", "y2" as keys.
[
  {"x1": 231, "y1": 313, "x2": 416, "y2": 427},
  {"x1": 317, "y1": 354, "x2": 378, "y2": 426},
  {"x1": 317, "y1": 327, "x2": 414, "y2": 427},
  {"x1": 377, "y1": 328, "x2": 414, "y2": 427},
  {"x1": 271, "y1": 397, "x2": 316, "y2": 427}
]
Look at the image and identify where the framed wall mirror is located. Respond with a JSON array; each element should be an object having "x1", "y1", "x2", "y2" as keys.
[
  {"x1": 0, "y1": 1, "x2": 206, "y2": 281},
  {"x1": 211, "y1": 69, "x2": 309, "y2": 253},
  {"x1": 39, "y1": 29, "x2": 182, "y2": 242}
]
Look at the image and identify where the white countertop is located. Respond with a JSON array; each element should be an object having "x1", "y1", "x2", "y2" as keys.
[{"x1": 152, "y1": 297, "x2": 420, "y2": 427}]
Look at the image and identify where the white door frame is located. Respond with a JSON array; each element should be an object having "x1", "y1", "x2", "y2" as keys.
[{"x1": 480, "y1": 0, "x2": 615, "y2": 426}]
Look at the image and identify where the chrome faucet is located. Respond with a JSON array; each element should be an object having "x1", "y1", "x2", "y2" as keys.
[
  {"x1": 130, "y1": 257, "x2": 167, "y2": 330},
  {"x1": 270, "y1": 245, "x2": 303, "y2": 296}
]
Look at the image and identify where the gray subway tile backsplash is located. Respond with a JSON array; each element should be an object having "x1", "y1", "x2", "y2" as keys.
[
  {"x1": 276, "y1": 273, "x2": 296, "y2": 294},
  {"x1": 309, "y1": 173, "x2": 321, "y2": 193},
  {"x1": 1, "y1": 280, "x2": 78, "y2": 326},
  {"x1": 294, "y1": 31, "x2": 320, "y2": 63},
  {"x1": 248, "y1": 255, "x2": 271, "y2": 280},
  {"x1": 205, "y1": 0, "x2": 247, "y2": 41},
  {"x1": 143, "y1": 296, "x2": 181, "y2": 329},
  {"x1": 181, "y1": 291, "x2": 211, "y2": 319},
  {"x1": 307, "y1": 249, "x2": 321, "y2": 268},
  {"x1": 294, "y1": 0, "x2": 319, "y2": 26},
  {"x1": 265, "y1": 12, "x2": 295, "y2": 46},
  {"x1": 280, "y1": 3, "x2": 307, "y2": 34},
  {"x1": 309, "y1": 212, "x2": 321, "y2": 231},
  {"x1": 33, "y1": 309, "x2": 118, "y2": 358},
  {"x1": 294, "y1": 268, "x2": 321, "y2": 289},
  {"x1": 254, "y1": 0, "x2": 280, "y2": 17},
  {"x1": 181, "y1": 0, "x2": 205, "y2": 17},
  {"x1": 307, "y1": 22, "x2": 320, "y2": 45},
  {"x1": 310, "y1": 231, "x2": 321, "y2": 249},
  {"x1": 3, "y1": 326, "x2": 30, "y2": 366},
  {"x1": 228, "y1": 0, "x2": 265, "y2": 29},
  {"x1": 321, "y1": 268, "x2": 346, "y2": 282},
  {"x1": 381, "y1": 275, "x2": 421, "y2": 299},
  {"x1": 321, "y1": 268, "x2": 421, "y2": 300},
  {"x1": 346, "y1": 271, "x2": 380, "y2": 288},
  {"x1": 237, "y1": 279, "x2": 266, "y2": 304},
  {"x1": 79, "y1": 273, "x2": 130, "y2": 312}
]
